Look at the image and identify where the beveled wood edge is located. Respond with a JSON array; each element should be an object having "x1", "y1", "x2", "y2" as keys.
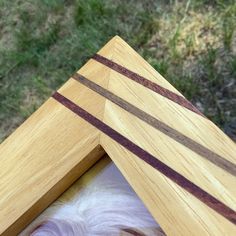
[{"x1": 2, "y1": 145, "x2": 105, "y2": 236}]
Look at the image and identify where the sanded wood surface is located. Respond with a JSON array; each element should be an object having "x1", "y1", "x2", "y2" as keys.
[
  {"x1": 0, "y1": 36, "x2": 235, "y2": 235},
  {"x1": 0, "y1": 84, "x2": 105, "y2": 235}
]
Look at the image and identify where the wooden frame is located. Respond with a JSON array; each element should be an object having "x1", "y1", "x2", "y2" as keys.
[{"x1": 0, "y1": 36, "x2": 235, "y2": 236}]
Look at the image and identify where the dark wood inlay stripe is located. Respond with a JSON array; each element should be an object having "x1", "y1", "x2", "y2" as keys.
[
  {"x1": 72, "y1": 73, "x2": 236, "y2": 177},
  {"x1": 92, "y1": 54, "x2": 203, "y2": 117},
  {"x1": 52, "y1": 92, "x2": 236, "y2": 225},
  {"x1": 121, "y1": 227, "x2": 166, "y2": 236},
  {"x1": 121, "y1": 228, "x2": 146, "y2": 236}
]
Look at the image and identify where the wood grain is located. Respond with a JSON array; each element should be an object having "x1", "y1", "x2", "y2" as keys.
[
  {"x1": 52, "y1": 91, "x2": 236, "y2": 225},
  {"x1": 0, "y1": 35, "x2": 235, "y2": 235},
  {"x1": 0, "y1": 82, "x2": 106, "y2": 235},
  {"x1": 93, "y1": 53, "x2": 203, "y2": 116},
  {"x1": 72, "y1": 73, "x2": 236, "y2": 176}
]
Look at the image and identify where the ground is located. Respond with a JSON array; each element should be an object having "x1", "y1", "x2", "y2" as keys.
[{"x1": 0, "y1": 0, "x2": 235, "y2": 142}]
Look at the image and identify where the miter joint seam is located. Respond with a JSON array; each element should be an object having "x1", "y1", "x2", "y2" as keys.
[{"x1": 98, "y1": 39, "x2": 117, "y2": 145}]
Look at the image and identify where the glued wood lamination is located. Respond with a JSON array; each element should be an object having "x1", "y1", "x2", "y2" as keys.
[{"x1": 0, "y1": 36, "x2": 235, "y2": 235}]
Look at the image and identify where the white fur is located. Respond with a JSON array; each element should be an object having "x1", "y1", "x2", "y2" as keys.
[{"x1": 20, "y1": 157, "x2": 160, "y2": 236}]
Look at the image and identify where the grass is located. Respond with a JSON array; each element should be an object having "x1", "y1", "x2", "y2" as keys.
[{"x1": 0, "y1": 0, "x2": 235, "y2": 141}]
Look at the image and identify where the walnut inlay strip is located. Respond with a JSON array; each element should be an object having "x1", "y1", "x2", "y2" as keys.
[
  {"x1": 92, "y1": 54, "x2": 203, "y2": 117},
  {"x1": 72, "y1": 73, "x2": 236, "y2": 177},
  {"x1": 52, "y1": 91, "x2": 236, "y2": 225}
]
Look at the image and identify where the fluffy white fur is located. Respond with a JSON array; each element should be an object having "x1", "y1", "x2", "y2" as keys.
[{"x1": 20, "y1": 157, "x2": 162, "y2": 236}]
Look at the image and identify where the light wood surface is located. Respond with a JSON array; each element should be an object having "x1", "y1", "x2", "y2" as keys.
[
  {"x1": 0, "y1": 90, "x2": 105, "y2": 235},
  {"x1": 0, "y1": 36, "x2": 235, "y2": 235}
]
